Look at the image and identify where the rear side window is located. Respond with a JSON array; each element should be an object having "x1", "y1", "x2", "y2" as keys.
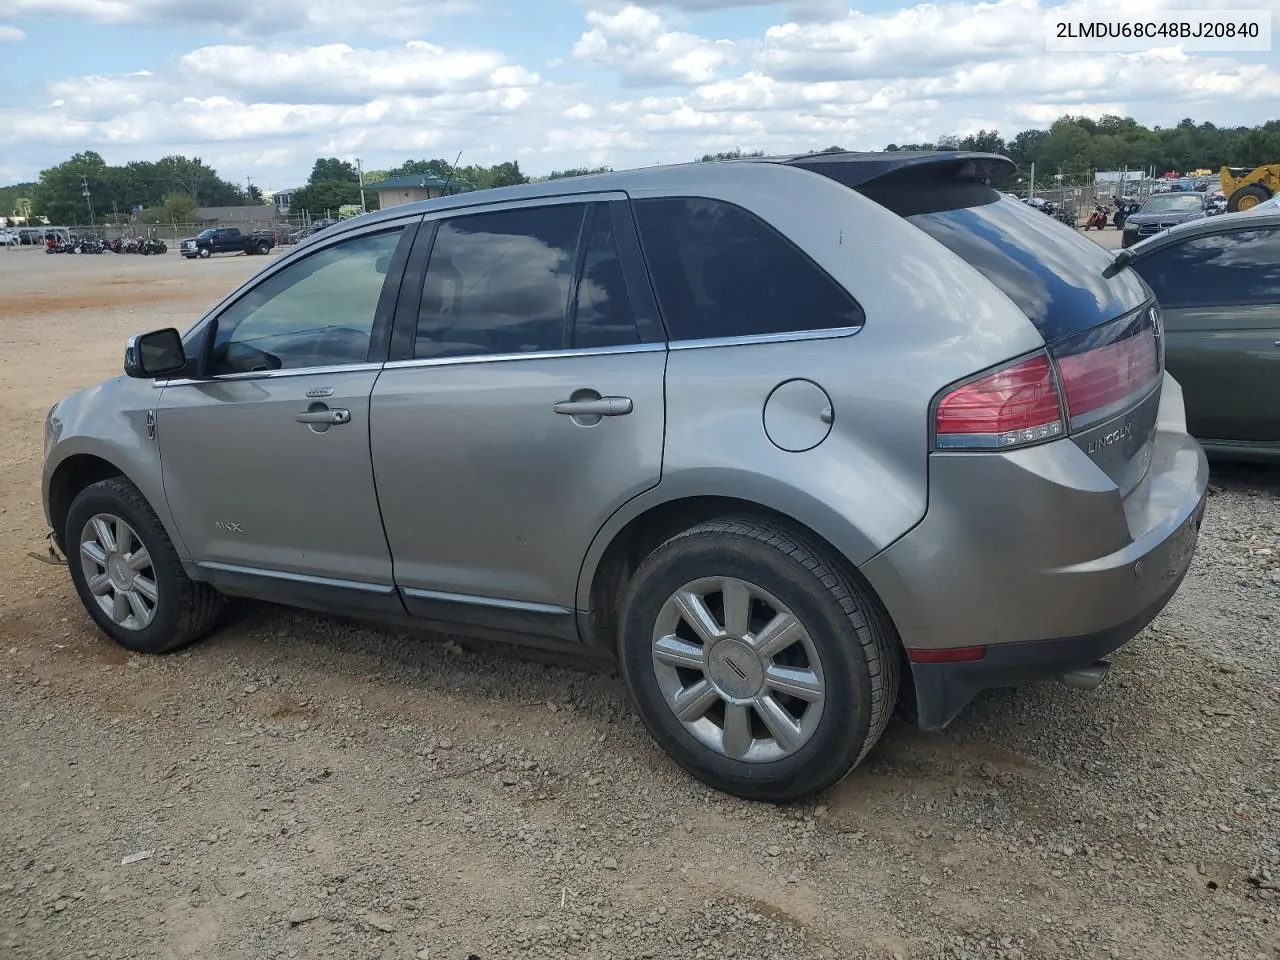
[
  {"x1": 1132, "y1": 228, "x2": 1280, "y2": 308},
  {"x1": 415, "y1": 204, "x2": 586, "y2": 359},
  {"x1": 631, "y1": 197, "x2": 864, "y2": 342},
  {"x1": 862, "y1": 183, "x2": 1150, "y2": 342}
]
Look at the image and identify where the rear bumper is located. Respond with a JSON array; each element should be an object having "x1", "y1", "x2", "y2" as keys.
[{"x1": 859, "y1": 373, "x2": 1209, "y2": 729}]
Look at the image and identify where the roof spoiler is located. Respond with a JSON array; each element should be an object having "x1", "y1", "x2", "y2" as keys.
[{"x1": 779, "y1": 150, "x2": 1018, "y2": 190}]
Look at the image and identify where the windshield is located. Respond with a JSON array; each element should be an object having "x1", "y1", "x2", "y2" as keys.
[
  {"x1": 1140, "y1": 194, "x2": 1203, "y2": 214},
  {"x1": 863, "y1": 183, "x2": 1150, "y2": 342},
  {"x1": 197, "y1": 229, "x2": 217, "y2": 239}
]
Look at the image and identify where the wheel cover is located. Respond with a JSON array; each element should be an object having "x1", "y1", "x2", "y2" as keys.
[
  {"x1": 651, "y1": 577, "x2": 826, "y2": 763},
  {"x1": 79, "y1": 513, "x2": 159, "y2": 631}
]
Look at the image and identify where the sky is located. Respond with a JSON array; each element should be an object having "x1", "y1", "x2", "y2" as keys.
[{"x1": 0, "y1": 0, "x2": 1276, "y2": 192}]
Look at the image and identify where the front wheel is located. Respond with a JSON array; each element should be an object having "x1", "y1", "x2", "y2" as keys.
[
  {"x1": 197, "y1": 247, "x2": 211, "y2": 259},
  {"x1": 65, "y1": 478, "x2": 223, "y2": 654},
  {"x1": 255, "y1": 241, "x2": 270, "y2": 255},
  {"x1": 618, "y1": 517, "x2": 900, "y2": 802}
]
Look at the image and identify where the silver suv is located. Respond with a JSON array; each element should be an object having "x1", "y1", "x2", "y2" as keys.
[{"x1": 43, "y1": 152, "x2": 1208, "y2": 801}]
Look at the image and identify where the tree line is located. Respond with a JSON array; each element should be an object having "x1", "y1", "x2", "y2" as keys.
[{"x1": 4, "y1": 114, "x2": 1279, "y2": 224}]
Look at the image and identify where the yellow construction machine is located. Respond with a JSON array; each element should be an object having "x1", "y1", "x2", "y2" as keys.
[{"x1": 1220, "y1": 164, "x2": 1280, "y2": 212}]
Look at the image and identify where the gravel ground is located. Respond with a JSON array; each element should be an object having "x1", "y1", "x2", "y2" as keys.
[{"x1": 0, "y1": 244, "x2": 1277, "y2": 960}]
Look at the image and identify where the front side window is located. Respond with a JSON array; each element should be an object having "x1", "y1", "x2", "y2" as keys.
[
  {"x1": 631, "y1": 197, "x2": 865, "y2": 342},
  {"x1": 210, "y1": 226, "x2": 406, "y2": 375},
  {"x1": 1133, "y1": 228, "x2": 1280, "y2": 309},
  {"x1": 415, "y1": 204, "x2": 587, "y2": 359}
]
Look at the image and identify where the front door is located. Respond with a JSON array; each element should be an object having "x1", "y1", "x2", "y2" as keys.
[
  {"x1": 157, "y1": 220, "x2": 418, "y2": 604},
  {"x1": 370, "y1": 198, "x2": 667, "y2": 641}
]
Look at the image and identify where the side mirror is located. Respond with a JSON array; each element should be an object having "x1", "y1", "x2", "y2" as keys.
[{"x1": 124, "y1": 328, "x2": 187, "y2": 378}]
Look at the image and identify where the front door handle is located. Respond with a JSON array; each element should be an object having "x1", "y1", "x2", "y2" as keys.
[
  {"x1": 553, "y1": 397, "x2": 633, "y2": 417},
  {"x1": 296, "y1": 408, "x2": 351, "y2": 425}
]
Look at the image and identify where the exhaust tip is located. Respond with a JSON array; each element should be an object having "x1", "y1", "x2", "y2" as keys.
[{"x1": 1059, "y1": 660, "x2": 1111, "y2": 691}]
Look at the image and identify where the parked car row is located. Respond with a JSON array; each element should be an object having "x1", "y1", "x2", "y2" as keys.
[{"x1": 41, "y1": 149, "x2": 1271, "y2": 804}]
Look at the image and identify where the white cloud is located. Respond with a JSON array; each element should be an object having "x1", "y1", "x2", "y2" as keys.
[
  {"x1": 573, "y1": 5, "x2": 736, "y2": 84},
  {"x1": 178, "y1": 42, "x2": 540, "y2": 103},
  {"x1": 2, "y1": 0, "x2": 1278, "y2": 188},
  {"x1": 0, "y1": 22, "x2": 24, "y2": 40},
  {"x1": 0, "y1": 0, "x2": 472, "y2": 37}
]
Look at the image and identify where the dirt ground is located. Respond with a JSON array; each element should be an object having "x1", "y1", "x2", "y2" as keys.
[{"x1": 1, "y1": 240, "x2": 1277, "y2": 960}]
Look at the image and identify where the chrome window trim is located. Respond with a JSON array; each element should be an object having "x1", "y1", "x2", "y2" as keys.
[
  {"x1": 668, "y1": 325, "x2": 863, "y2": 350},
  {"x1": 157, "y1": 325, "x2": 864, "y2": 383},
  {"x1": 154, "y1": 361, "x2": 385, "y2": 388},
  {"x1": 384, "y1": 341, "x2": 665, "y2": 370}
]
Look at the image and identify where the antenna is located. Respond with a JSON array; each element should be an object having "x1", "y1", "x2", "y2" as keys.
[{"x1": 440, "y1": 150, "x2": 464, "y2": 195}]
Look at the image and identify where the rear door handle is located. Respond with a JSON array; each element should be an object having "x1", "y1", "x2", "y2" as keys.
[
  {"x1": 553, "y1": 397, "x2": 633, "y2": 417},
  {"x1": 296, "y1": 408, "x2": 350, "y2": 425}
]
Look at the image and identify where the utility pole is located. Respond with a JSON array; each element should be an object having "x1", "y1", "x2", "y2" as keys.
[
  {"x1": 246, "y1": 176, "x2": 255, "y2": 203},
  {"x1": 81, "y1": 175, "x2": 94, "y2": 228},
  {"x1": 356, "y1": 158, "x2": 366, "y2": 213}
]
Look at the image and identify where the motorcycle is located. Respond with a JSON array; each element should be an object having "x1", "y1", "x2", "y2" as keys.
[
  {"x1": 1085, "y1": 205, "x2": 1109, "y2": 230},
  {"x1": 1112, "y1": 197, "x2": 1140, "y2": 230}
]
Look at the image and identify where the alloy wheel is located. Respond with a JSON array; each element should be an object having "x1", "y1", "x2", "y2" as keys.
[
  {"x1": 651, "y1": 577, "x2": 826, "y2": 763},
  {"x1": 79, "y1": 513, "x2": 159, "y2": 631}
]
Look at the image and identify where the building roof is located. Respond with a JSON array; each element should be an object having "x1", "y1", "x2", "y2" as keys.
[{"x1": 374, "y1": 174, "x2": 474, "y2": 193}]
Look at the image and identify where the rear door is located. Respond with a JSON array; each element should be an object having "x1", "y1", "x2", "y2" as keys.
[
  {"x1": 1132, "y1": 225, "x2": 1280, "y2": 443},
  {"x1": 370, "y1": 195, "x2": 667, "y2": 641}
]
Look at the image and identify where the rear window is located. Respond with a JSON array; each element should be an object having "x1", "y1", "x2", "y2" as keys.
[{"x1": 861, "y1": 183, "x2": 1150, "y2": 342}]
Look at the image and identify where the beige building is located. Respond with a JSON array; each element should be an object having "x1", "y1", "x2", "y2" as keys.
[{"x1": 374, "y1": 174, "x2": 474, "y2": 210}]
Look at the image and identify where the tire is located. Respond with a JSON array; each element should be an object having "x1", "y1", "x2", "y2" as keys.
[
  {"x1": 617, "y1": 517, "x2": 900, "y2": 802},
  {"x1": 65, "y1": 477, "x2": 222, "y2": 655},
  {"x1": 197, "y1": 247, "x2": 211, "y2": 259},
  {"x1": 1227, "y1": 185, "x2": 1271, "y2": 213},
  {"x1": 255, "y1": 241, "x2": 270, "y2": 255}
]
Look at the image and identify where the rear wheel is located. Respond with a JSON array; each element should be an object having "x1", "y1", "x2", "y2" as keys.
[
  {"x1": 618, "y1": 517, "x2": 899, "y2": 802},
  {"x1": 1227, "y1": 185, "x2": 1270, "y2": 212},
  {"x1": 66, "y1": 478, "x2": 222, "y2": 654}
]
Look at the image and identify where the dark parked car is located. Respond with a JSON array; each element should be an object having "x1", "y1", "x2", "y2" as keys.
[
  {"x1": 179, "y1": 227, "x2": 275, "y2": 259},
  {"x1": 1121, "y1": 192, "x2": 1210, "y2": 247},
  {"x1": 1123, "y1": 211, "x2": 1280, "y2": 461}
]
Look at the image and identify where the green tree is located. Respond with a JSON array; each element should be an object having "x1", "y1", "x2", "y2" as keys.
[
  {"x1": 547, "y1": 166, "x2": 613, "y2": 180},
  {"x1": 139, "y1": 192, "x2": 197, "y2": 224},
  {"x1": 290, "y1": 180, "x2": 363, "y2": 218},
  {"x1": 309, "y1": 158, "x2": 360, "y2": 183},
  {"x1": 698, "y1": 148, "x2": 765, "y2": 161}
]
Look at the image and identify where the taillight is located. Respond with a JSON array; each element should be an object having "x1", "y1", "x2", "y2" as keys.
[
  {"x1": 934, "y1": 353, "x2": 1065, "y2": 450},
  {"x1": 1049, "y1": 307, "x2": 1161, "y2": 429}
]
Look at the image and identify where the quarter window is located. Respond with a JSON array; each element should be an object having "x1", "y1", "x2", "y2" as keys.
[
  {"x1": 1133, "y1": 228, "x2": 1280, "y2": 308},
  {"x1": 631, "y1": 197, "x2": 865, "y2": 341},
  {"x1": 415, "y1": 204, "x2": 586, "y2": 359},
  {"x1": 209, "y1": 227, "x2": 406, "y2": 375}
]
